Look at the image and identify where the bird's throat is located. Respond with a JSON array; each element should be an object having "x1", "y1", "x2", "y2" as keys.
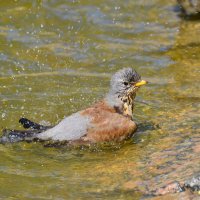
[
  {"x1": 123, "y1": 102, "x2": 134, "y2": 118},
  {"x1": 121, "y1": 95, "x2": 135, "y2": 118},
  {"x1": 105, "y1": 92, "x2": 135, "y2": 118}
]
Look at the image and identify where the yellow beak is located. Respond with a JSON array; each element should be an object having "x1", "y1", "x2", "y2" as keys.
[{"x1": 135, "y1": 80, "x2": 147, "y2": 87}]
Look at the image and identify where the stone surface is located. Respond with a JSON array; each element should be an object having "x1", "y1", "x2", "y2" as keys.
[
  {"x1": 184, "y1": 175, "x2": 200, "y2": 191},
  {"x1": 177, "y1": 0, "x2": 200, "y2": 15}
]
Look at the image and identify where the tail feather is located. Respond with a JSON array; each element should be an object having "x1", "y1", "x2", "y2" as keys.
[
  {"x1": 0, "y1": 118, "x2": 52, "y2": 144},
  {"x1": 0, "y1": 129, "x2": 43, "y2": 144},
  {"x1": 19, "y1": 118, "x2": 52, "y2": 130}
]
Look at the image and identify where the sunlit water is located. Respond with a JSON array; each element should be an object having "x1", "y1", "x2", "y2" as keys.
[{"x1": 0, "y1": 1, "x2": 199, "y2": 199}]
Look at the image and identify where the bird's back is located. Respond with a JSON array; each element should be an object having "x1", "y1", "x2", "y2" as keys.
[{"x1": 80, "y1": 101, "x2": 137, "y2": 143}]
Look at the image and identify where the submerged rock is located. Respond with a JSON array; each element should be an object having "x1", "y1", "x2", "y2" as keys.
[
  {"x1": 177, "y1": 0, "x2": 200, "y2": 16},
  {"x1": 152, "y1": 182, "x2": 184, "y2": 196},
  {"x1": 184, "y1": 175, "x2": 200, "y2": 191},
  {"x1": 151, "y1": 174, "x2": 200, "y2": 198}
]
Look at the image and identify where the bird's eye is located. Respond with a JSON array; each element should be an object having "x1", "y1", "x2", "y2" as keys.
[{"x1": 123, "y1": 82, "x2": 128, "y2": 86}]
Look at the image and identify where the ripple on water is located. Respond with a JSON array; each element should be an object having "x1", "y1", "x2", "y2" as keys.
[{"x1": 0, "y1": 0, "x2": 200, "y2": 199}]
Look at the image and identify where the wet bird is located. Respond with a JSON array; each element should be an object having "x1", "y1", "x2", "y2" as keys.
[{"x1": 0, "y1": 68, "x2": 147, "y2": 146}]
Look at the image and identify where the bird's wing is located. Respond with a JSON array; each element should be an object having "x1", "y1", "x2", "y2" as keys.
[{"x1": 37, "y1": 112, "x2": 91, "y2": 141}]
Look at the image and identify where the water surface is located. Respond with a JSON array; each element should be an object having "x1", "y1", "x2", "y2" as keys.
[{"x1": 0, "y1": 0, "x2": 200, "y2": 199}]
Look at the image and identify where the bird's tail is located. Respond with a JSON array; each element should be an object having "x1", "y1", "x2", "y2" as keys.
[
  {"x1": 0, "y1": 118, "x2": 52, "y2": 144},
  {"x1": 0, "y1": 129, "x2": 43, "y2": 143}
]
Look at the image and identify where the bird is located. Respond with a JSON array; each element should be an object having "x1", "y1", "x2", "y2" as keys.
[{"x1": 0, "y1": 68, "x2": 147, "y2": 147}]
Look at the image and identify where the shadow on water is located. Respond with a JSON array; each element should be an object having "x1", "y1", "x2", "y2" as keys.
[
  {"x1": 181, "y1": 12, "x2": 200, "y2": 20},
  {"x1": 137, "y1": 122, "x2": 160, "y2": 133}
]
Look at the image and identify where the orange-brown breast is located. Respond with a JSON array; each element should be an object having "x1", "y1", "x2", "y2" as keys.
[{"x1": 80, "y1": 101, "x2": 137, "y2": 143}]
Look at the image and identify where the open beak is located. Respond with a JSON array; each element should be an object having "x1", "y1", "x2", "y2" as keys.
[{"x1": 134, "y1": 80, "x2": 148, "y2": 87}]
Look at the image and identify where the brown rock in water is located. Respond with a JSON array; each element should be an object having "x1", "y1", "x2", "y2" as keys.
[
  {"x1": 150, "y1": 175, "x2": 200, "y2": 198},
  {"x1": 152, "y1": 181, "x2": 184, "y2": 196}
]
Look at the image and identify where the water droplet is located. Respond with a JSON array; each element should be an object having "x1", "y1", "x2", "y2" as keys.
[
  {"x1": 114, "y1": 6, "x2": 120, "y2": 10},
  {"x1": 2, "y1": 113, "x2": 6, "y2": 118}
]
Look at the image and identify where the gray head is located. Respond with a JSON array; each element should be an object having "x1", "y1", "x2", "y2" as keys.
[
  {"x1": 110, "y1": 68, "x2": 141, "y2": 96},
  {"x1": 106, "y1": 68, "x2": 147, "y2": 114}
]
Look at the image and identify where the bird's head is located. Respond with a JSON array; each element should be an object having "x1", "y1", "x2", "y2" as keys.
[{"x1": 106, "y1": 68, "x2": 147, "y2": 117}]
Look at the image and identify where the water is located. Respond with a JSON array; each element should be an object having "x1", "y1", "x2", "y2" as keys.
[{"x1": 0, "y1": 1, "x2": 199, "y2": 199}]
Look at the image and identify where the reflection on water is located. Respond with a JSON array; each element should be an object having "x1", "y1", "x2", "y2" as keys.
[{"x1": 0, "y1": 0, "x2": 199, "y2": 199}]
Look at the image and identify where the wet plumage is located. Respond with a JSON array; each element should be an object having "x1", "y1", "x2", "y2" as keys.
[{"x1": 0, "y1": 68, "x2": 147, "y2": 146}]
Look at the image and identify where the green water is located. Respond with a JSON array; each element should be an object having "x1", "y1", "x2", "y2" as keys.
[{"x1": 0, "y1": 1, "x2": 199, "y2": 199}]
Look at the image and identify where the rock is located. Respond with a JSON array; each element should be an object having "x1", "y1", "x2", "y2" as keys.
[
  {"x1": 151, "y1": 174, "x2": 200, "y2": 198},
  {"x1": 184, "y1": 175, "x2": 200, "y2": 191},
  {"x1": 177, "y1": 0, "x2": 200, "y2": 16},
  {"x1": 152, "y1": 181, "x2": 184, "y2": 196}
]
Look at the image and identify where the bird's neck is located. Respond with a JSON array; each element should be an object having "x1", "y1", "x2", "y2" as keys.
[
  {"x1": 105, "y1": 93, "x2": 135, "y2": 118},
  {"x1": 121, "y1": 95, "x2": 135, "y2": 118}
]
